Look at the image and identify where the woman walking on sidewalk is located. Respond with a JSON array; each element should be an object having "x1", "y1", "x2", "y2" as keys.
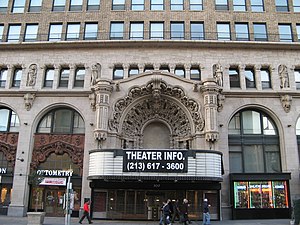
[{"x1": 79, "y1": 200, "x2": 93, "y2": 224}]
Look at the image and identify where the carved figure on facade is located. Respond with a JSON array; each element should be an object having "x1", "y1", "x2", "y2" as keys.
[
  {"x1": 280, "y1": 94, "x2": 292, "y2": 113},
  {"x1": 109, "y1": 78, "x2": 205, "y2": 137},
  {"x1": 278, "y1": 64, "x2": 289, "y2": 88},
  {"x1": 217, "y1": 93, "x2": 225, "y2": 112},
  {"x1": 213, "y1": 63, "x2": 223, "y2": 87},
  {"x1": 26, "y1": 64, "x2": 37, "y2": 86},
  {"x1": 89, "y1": 93, "x2": 96, "y2": 111},
  {"x1": 91, "y1": 63, "x2": 101, "y2": 85},
  {"x1": 24, "y1": 93, "x2": 36, "y2": 111}
]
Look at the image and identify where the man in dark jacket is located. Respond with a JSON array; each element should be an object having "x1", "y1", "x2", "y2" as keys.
[{"x1": 202, "y1": 198, "x2": 211, "y2": 225}]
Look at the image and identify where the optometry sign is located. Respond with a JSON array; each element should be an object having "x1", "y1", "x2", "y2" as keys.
[{"x1": 123, "y1": 150, "x2": 188, "y2": 173}]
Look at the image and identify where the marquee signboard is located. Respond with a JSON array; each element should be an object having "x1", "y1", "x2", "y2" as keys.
[{"x1": 123, "y1": 150, "x2": 188, "y2": 173}]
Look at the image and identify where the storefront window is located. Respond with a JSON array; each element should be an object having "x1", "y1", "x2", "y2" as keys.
[{"x1": 234, "y1": 181, "x2": 289, "y2": 209}]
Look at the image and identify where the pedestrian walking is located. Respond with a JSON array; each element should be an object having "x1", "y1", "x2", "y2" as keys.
[
  {"x1": 202, "y1": 198, "x2": 211, "y2": 225},
  {"x1": 179, "y1": 199, "x2": 189, "y2": 225},
  {"x1": 171, "y1": 199, "x2": 180, "y2": 223},
  {"x1": 162, "y1": 199, "x2": 172, "y2": 225},
  {"x1": 79, "y1": 200, "x2": 93, "y2": 224}
]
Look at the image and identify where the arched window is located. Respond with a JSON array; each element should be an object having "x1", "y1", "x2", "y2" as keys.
[
  {"x1": 228, "y1": 109, "x2": 281, "y2": 173},
  {"x1": 37, "y1": 108, "x2": 84, "y2": 134},
  {"x1": 0, "y1": 108, "x2": 20, "y2": 132}
]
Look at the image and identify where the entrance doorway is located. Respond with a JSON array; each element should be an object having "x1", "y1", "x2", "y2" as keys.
[{"x1": 44, "y1": 187, "x2": 65, "y2": 216}]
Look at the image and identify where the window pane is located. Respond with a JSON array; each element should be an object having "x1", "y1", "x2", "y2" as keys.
[
  {"x1": 110, "y1": 22, "x2": 124, "y2": 39},
  {"x1": 251, "y1": 0, "x2": 264, "y2": 12},
  {"x1": 217, "y1": 23, "x2": 230, "y2": 40},
  {"x1": 242, "y1": 110, "x2": 261, "y2": 134},
  {"x1": 276, "y1": 0, "x2": 289, "y2": 12},
  {"x1": 0, "y1": 109, "x2": 9, "y2": 131},
  {"x1": 85, "y1": 23, "x2": 98, "y2": 40},
  {"x1": 175, "y1": 68, "x2": 185, "y2": 77},
  {"x1": 294, "y1": 0, "x2": 300, "y2": 12},
  {"x1": 0, "y1": 69, "x2": 7, "y2": 88},
  {"x1": 296, "y1": 118, "x2": 300, "y2": 135},
  {"x1": 29, "y1": 0, "x2": 43, "y2": 12},
  {"x1": 129, "y1": 68, "x2": 139, "y2": 76},
  {"x1": 150, "y1": 23, "x2": 164, "y2": 39},
  {"x1": 229, "y1": 68, "x2": 240, "y2": 87},
  {"x1": 297, "y1": 25, "x2": 300, "y2": 41},
  {"x1": 25, "y1": 24, "x2": 38, "y2": 41},
  {"x1": 171, "y1": 22, "x2": 184, "y2": 40},
  {"x1": 132, "y1": 0, "x2": 144, "y2": 10},
  {"x1": 7, "y1": 25, "x2": 21, "y2": 42},
  {"x1": 190, "y1": 0, "x2": 203, "y2": 10},
  {"x1": 53, "y1": 0, "x2": 66, "y2": 11},
  {"x1": 279, "y1": 24, "x2": 293, "y2": 42},
  {"x1": 253, "y1": 23, "x2": 267, "y2": 41},
  {"x1": 0, "y1": 0, "x2": 9, "y2": 13},
  {"x1": 44, "y1": 69, "x2": 54, "y2": 87},
  {"x1": 73, "y1": 112, "x2": 85, "y2": 133},
  {"x1": 151, "y1": 0, "x2": 164, "y2": 10},
  {"x1": 229, "y1": 150, "x2": 243, "y2": 173},
  {"x1": 261, "y1": 69, "x2": 271, "y2": 89},
  {"x1": 130, "y1": 23, "x2": 144, "y2": 40},
  {"x1": 75, "y1": 68, "x2": 85, "y2": 87},
  {"x1": 49, "y1": 24, "x2": 62, "y2": 41},
  {"x1": 244, "y1": 145, "x2": 264, "y2": 172},
  {"x1": 295, "y1": 70, "x2": 300, "y2": 89},
  {"x1": 229, "y1": 113, "x2": 241, "y2": 134},
  {"x1": 171, "y1": 0, "x2": 184, "y2": 10},
  {"x1": 0, "y1": 25, "x2": 3, "y2": 42},
  {"x1": 190, "y1": 68, "x2": 201, "y2": 80},
  {"x1": 53, "y1": 109, "x2": 72, "y2": 133},
  {"x1": 215, "y1": 0, "x2": 228, "y2": 10},
  {"x1": 265, "y1": 145, "x2": 281, "y2": 172},
  {"x1": 235, "y1": 23, "x2": 249, "y2": 41},
  {"x1": 59, "y1": 69, "x2": 70, "y2": 87},
  {"x1": 233, "y1": 0, "x2": 246, "y2": 11},
  {"x1": 191, "y1": 22, "x2": 204, "y2": 40},
  {"x1": 112, "y1": 0, "x2": 125, "y2": 10},
  {"x1": 87, "y1": 0, "x2": 100, "y2": 10},
  {"x1": 113, "y1": 68, "x2": 124, "y2": 80},
  {"x1": 245, "y1": 69, "x2": 255, "y2": 88},
  {"x1": 12, "y1": 69, "x2": 22, "y2": 87},
  {"x1": 70, "y1": 0, "x2": 83, "y2": 11},
  {"x1": 12, "y1": 0, "x2": 26, "y2": 13},
  {"x1": 66, "y1": 24, "x2": 80, "y2": 40},
  {"x1": 262, "y1": 115, "x2": 276, "y2": 135}
]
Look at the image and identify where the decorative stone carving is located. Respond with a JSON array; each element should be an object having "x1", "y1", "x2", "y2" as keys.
[
  {"x1": 213, "y1": 63, "x2": 223, "y2": 87},
  {"x1": 26, "y1": 64, "x2": 37, "y2": 86},
  {"x1": 217, "y1": 93, "x2": 225, "y2": 112},
  {"x1": 24, "y1": 93, "x2": 36, "y2": 111},
  {"x1": 31, "y1": 134, "x2": 84, "y2": 171},
  {"x1": 281, "y1": 94, "x2": 292, "y2": 113},
  {"x1": 91, "y1": 63, "x2": 101, "y2": 86},
  {"x1": 89, "y1": 93, "x2": 96, "y2": 111},
  {"x1": 278, "y1": 64, "x2": 289, "y2": 88},
  {"x1": 109, "y1": 77, "x2": 204, "y2": 136},
  {"x1": 0, "y1": 133, "x2": 18, "y2": 167}
]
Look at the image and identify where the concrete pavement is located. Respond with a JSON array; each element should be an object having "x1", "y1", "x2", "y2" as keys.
[{"x1": 0, "y1": 215, "x2": 292, "y2": 225}]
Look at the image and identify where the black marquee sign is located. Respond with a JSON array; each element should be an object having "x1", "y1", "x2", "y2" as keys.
[{"x1": 123, "y1": 150, "x2": 188, "y2": 173}]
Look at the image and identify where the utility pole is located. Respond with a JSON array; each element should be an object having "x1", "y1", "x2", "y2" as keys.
[{"x1": 64, "y1": 172, "x2": 73, "y2": 225}]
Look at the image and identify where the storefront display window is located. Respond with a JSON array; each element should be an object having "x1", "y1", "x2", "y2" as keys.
[{"x1": 234, "y1": 181, "x2": 289, "y2": 209}]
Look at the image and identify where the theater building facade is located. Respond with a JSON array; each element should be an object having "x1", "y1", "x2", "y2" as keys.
[{"x1": 0, "y1": 0, "x2": 299, "y2": 221}]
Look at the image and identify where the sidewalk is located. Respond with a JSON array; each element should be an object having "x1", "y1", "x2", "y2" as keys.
[{"x1": 0, "y1": 215, "x2": 292, "y2": 225}]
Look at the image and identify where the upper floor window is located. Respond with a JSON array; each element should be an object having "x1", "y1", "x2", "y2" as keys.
[
  {"x1": 190, "y1": 0, "x2": 202, "y2": 10},
  {"x1": 245, "y1": 68, "x2": 255, "y2": 88},
  {"x1": 144, "y1": 65, "x2": 154, "y2": 72},
  {"x1": 130, "y1": 22, "x2": 144, "y2": 40},
  {"x1": 278, "y1": 24, "x2": 293, "y2": 42},
  {"x1": 112, "y1": 0, "x2": 125, "y2": 10},
  {"x1": 190, "y1": 67, "x2": 201, "y2": 80},
  {"x1": 251, "y1": 0, "x2": 264, "y2": 12},
  {"x1": 66, "y1": 23, "x2": 80, "y2": 40},
  {"x1": 0, "y1": 25, "x2": 3, "y2": 42},
  {"x1": 70, "y1": 0, "x2": 83, "y2": 11},
  {"x1": 113, "y1": 67, "x2": 124, "y2": 80},
  {"x1": 190, "y1": 22, "x2": 204, "y2": 40},
  {"x1": 151, "y1": 0, "x2": 164, "y2": 10},
  {"x1": 0, "y1": 69, "x2": 7, "y2": 88},
  {"x1": 0, "y1": 108, "x2": 20, "y2": 132},
  {"x1": 175, "y1": 67, "x2": 185, "y2": 78},
  {"x1": 294, "y1": 69, "x2": 300, "y2": 89},
  {"x1": 160, "y1": 65, "x2": 169, "y2": 72},
  {"x1": 171, "y1": 0, "x2": 184, "y2": 10},
  {"x1": 296, "y1": 24, "x2": 300, "y2": 41},
  {"x1": 84, "y1": 23, "x2": 98, "y2": 40},
  {"x1": 0, "y1": 0, "x2": 9, "y2": 13},
  {"x1": 132, "y1": 0, "x2": 144, "y2": 10},
  {"x1": 44, "y1": 68, "x2": 54, "y2": 88},
  {"x1": 7, "y1": 24, "x2": 21, "y2": 42},
  {"x1": 12, "y1": 0, "x2": 26, "y2": 13},
  {"x1": 215, "y1": 0, "x2": 228, "y2": 10},
  {"x1": 12, "y1": 68, "x2": 22, "y2": 88},
  {"x1": 59, "y1": 68, "x2": 70, "y2": 87},
  {"x1": 37, "y1": 108, "x2": 84, "y2": 134},
  {"x1": 87, "y1": 0, "x2": 100, "y2": 10},
  {"x1": 150, "y1": 22, "x2": 164, "y2": 40},
  {"x1": 294, "y1": 0, "x2": 300, "y2": 12},
  {"x1": 110, "y1": 22, "x2": 124, "y2": 40},
  {"x1": 53, "y1": 0, "x2": 65, "y2": 11},
  {"x1": 229, "y1": 67, "x2": 240, "y2": 88},
  {"x1": 217, "y1": 22, "x2": 230, "y2": 40},
  {"x1": 171, "y1": 22, "x2": 184, "y2": 40},
  {"x1": 74, "y1": 68, "x2": 85, "y2": 87},
  {"x1": 276, "y1": 0, "x2": 289, "y2": 12},
  {"x1": 129, "y1": 66, "x2": 139, "y2": 77},
  {"x1": 261, "y1": 68, "x2": 271, "y2": 89},
  {"x1": 49, "y1": 23, "x2": 63, "y2": 41},
  {"x1": 233, "y1": 0, "x2": 246, "y2": 11},
  {"x1": 29, "y1": 0, "x2": 43, "y2": 12},
  {"x1": 24, "y1": 24, "x2": 38, "y2": 42},
  {"x1": 253, "y1": 23, "x2": 267, "y2": 41},
  {"x1": 235, "y1": 23, "x2": 249, "y2": 41}
]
